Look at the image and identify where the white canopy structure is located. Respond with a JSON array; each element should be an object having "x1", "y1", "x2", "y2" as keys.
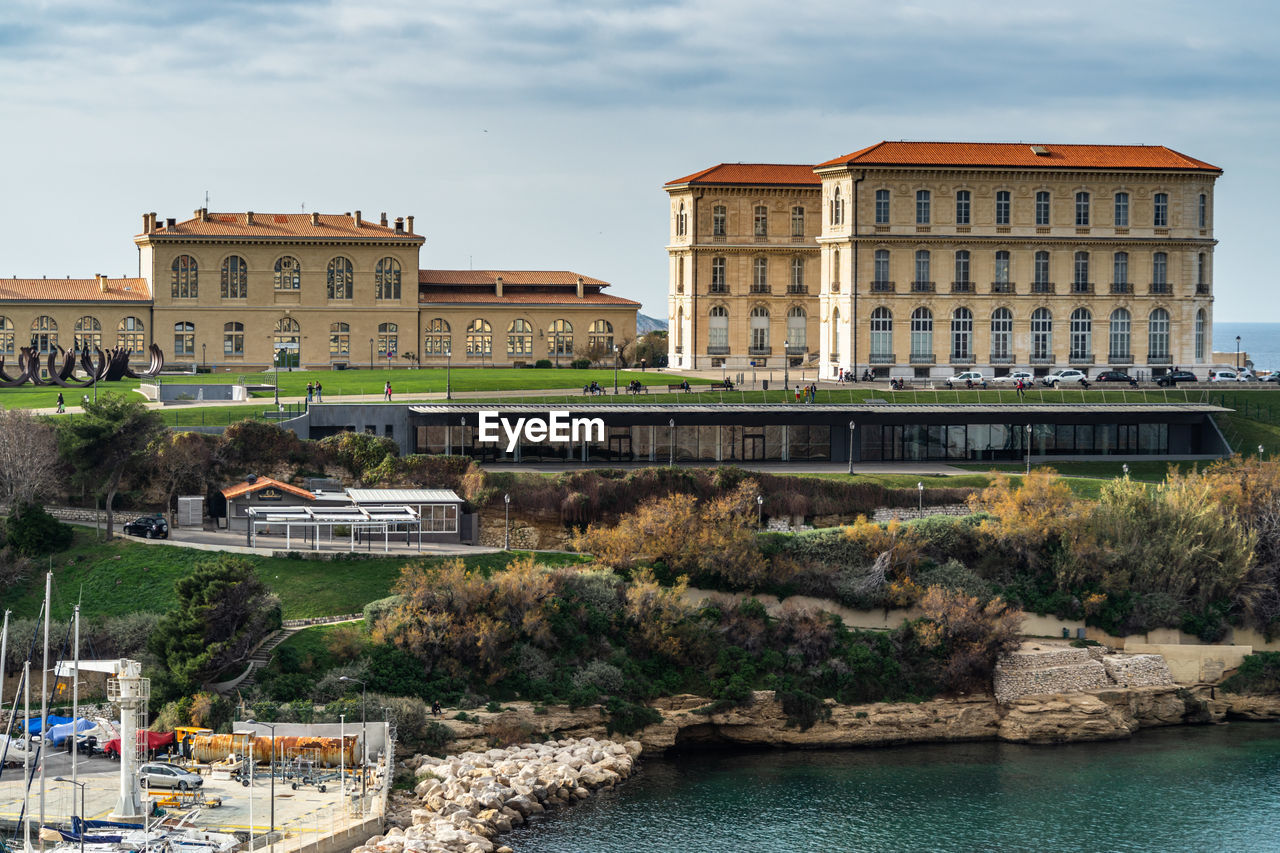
[{"x1": 245, "y1": 504, "x2": 424, "y2": 551}]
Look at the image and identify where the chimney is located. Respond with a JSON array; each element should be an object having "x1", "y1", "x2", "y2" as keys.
[
  {"x1": 311, "y1": 211, "x2": 320, "y2": 226},
  {"x1": 165, "y1": 218, "x2": 176, "y2": 229},
  {"x1": 246, "y1": 211, "x2": 255, "y2": 225},
  {"x1": 97, "y1": 274, "x2": 107, "y2": 293},
  {"x1": 200, "y1": 208, "x2": 209, "y2": 222},
  {"x1": 354, "y1": 210, "x2": 362, "y2": 227},
  {"x1": 576, "y1": 276, "x2": 584, "y2": 299},
  {"x1": 394, "y1": 217, "x2": 404, "y2": 234},
  {"x1": 495, "y1": 275, "x2": 504, "y2": 297},
  {"x1": 406, "y1": 215, "x2": 414, "y2": 234},
  {"x1": 142, "y1": 213, "x2": 152, "y2": 234},
  {"x1": 380, "y1": 212, "x2": 388, "y2": 227}
]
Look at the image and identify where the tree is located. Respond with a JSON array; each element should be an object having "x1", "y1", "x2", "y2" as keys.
[
  {"x1": 56, "y1": 393, "x2": 165, "y2": 539},
  {"x1": 916, "y1": 585, "x2": 1024, "y2": 693},
  {"x1": 146, "y1": 431, "x2": 225, "y2": 514},
  {"x1": 149, "y1": 555, "x2": 281, "y2": 692},
  {"x1": 0, "y1": 409, "x2": 62, "y2": 507},
  {"x1": 634, "y1": 331, "x2": 668, "y2": 367}
]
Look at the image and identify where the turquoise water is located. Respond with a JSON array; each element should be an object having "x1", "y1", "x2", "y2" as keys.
[{"x1": 507, "y1": 724, "x2": 1280, "y2": 852}]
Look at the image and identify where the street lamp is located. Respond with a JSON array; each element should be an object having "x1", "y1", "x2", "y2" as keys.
[
  {"x1": 54, "y1": 777, "x2": 86, "y2": 853},
  {"x1": 504, "y1": 493, "x2": 511, "y2": 550},
  {"x1": 445, "y1": 348, "x2": 452, "y2": 401},
  {"x1": 339, "y1": 676, "x2": 368, "y2": 815},
  {"x1": 756, "y1": 495, "x2": 764, "y2": 529},
  {"x1": 917, "y1": 482, "x2": 924, "y2": 518},
  {"x1": 613, "y1": 345, "x2": 620, "y2": 395},
  {"x1": 245, "y1": 720, "x2": 277, "y2": 842},
  {"x1": 668, "y1": 418, "x2": 676, "y2": 467},
  {"x1": 370, "y1": 338, "x2": 374, "y2": 371},
  {"x1": 847, "y1": 420, "x2": 856, "y2": 475},
  {"x1": 202, "y1": 342, "x2": 206, "y2": 372},
  {"x1": 1260, "y1": 445, "x2": 1266, "y2": 459},
  {"x1": 1237, "y1": 336, "x2": 1241, "y2": 371},
  {"x1": 1122, "y1": 463, "x2": 1129, "y2": 478},
  {"x1": 273, "y1": 343, "x2": 280, "y2": 407},
  {"x1": 1025, "y1": 424, "x2": 1033, "y2": 475}
]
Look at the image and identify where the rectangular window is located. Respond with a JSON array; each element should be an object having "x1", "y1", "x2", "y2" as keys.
[
  {"x1": 754, "y1": 206, "x2": 768, "y2": 237},
  {"x1": 1113, "y1": 252, "x2": 1128, "y2": 285},
  {"x1": 713, "y1": 206, "x2": 726, "y2": 237},
  {"x1": 711, "y1": 257, "x2": 726, "y2": 292},
  {"x1": 1035, "y1": 191, "x2": 1050, "y2": 226},
  {"x1": 955, "y1": 191, "x2": 970, "y2": 225},
  {"x1": 1075, "y1": 192, "x2": 1090, "y2": 226},
  {"x1": 994, "y1": 251, "x2": 1010, "y2": 284},
  {"x1": 791, "y1": 206, "x2": 805, "y2": 237},
  {"x1": 1034, "y1": 252, "x2": 1050, "y2": 284},
  {"x1": 916, "y1": 190, "x2": 931, "y2": 225},
  {"x1": 915, "y1": 251, "x2": 930, "y2": 283},
  {"x1": 874, "y1": 250, "x2": 889, "y2": 283},
  {"x1": 1154, "y1": 193, "x2": 1168, "y2": 227},
  {"x1": 1198, "y1": 193, "x2": 1207, "y2": 228},
  {"x1": 1152, "y1": 252, "x2": 1167, "y2": 291},
  {"x1": 875, "y1": 189, "x2": 890, "y2": 224},
  {"x1": 1114, "y1": 192, "x2": 1129, "y2": 227},
  {"x1": 995, "y1": 191, "x2": 1010, "y2": 225}
]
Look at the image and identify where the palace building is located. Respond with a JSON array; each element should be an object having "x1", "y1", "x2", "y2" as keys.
[
  {"x1": 666, "y1": 142, "x2": 1221, "y2": 380},
  {"x1": 0, "y1": 209, "x2": 638, "y2": 370}
]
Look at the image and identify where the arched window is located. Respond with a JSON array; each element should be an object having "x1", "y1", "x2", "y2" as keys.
[
  {"x1": 870, "y1": 307, "x2": 892, "y2": 360},
  {"x1": 709, "y1": 306, "x2": 729, "y2": 352},
  {"x1": 676, "y1": 256, "x2": 684, "y2": 294},
  {"x1": 753, "y1": 257, "x2": 768, "y2": 292},
  {"x1": 1031, "y1": 308, "x2": 1052, "y2": 360},
  {"x1": 954, "y1": 250, "x2": 970, "y2": 285},
  {"x1": 791, "y1": 206, "x2": 805, "y2": 237},
  {"x1": 466, "y1": 319, "x2": 493, "y2": 356},
  {"x1": 1195, "y1": 310, "x2": 1206, "y2": 361},
  {"x1": 31, "y1": 315, "x2": 58, "y2": 354},
  {"x1": 274, "y1": 317, "x2": 300, "y2": 367},
  {"x1": 951, "y1": 307, "x2": 972, "y2": 361},
  {"x1": 676, "y1": 202, "x2": 686, "y2": 237},
  {"x1": 832, "y1": 247, "x2": 841, "y2": 292},
  {"x1": 834, "y1": 186, "x2": 846, "y2": 226},
  {"x1": 790, "y1": 257, "x2": 805, "y2": 293},
  {"x1": 329, "y1": 322, "x2": 350, "y2": 358},
  {"x1": 749, "y1": 306, "x2": 770, "y2": 352},
  {"x1": 0, "y1": 316, "x2": 13, "y2": 355},
  {"x1": 74, "y1": 316, "x2": 102, "y2": 352},
  {"x1": 786, "y1": 306, "x2": 806, "y2": 353},
  {"x1": 116, "y1": 316, "x2": 143, "y2": 353},
  {"x1": 914, "y1": 250, "x2": 931, "y2": 288},
  {"x1": 712, "y1": 205, "x2": 726, "y2": 237},
  {"x1": 1109, "y1": 309, "x2": 1131, "y2": 362},
  {"x1": 378, "y1": 322, "x2": 398, "y2": 358},
  {"x1": 831, "y1": 307, "x2": 841, "y2": 354},
  {"x1": 376, "y1": 257, "x2": 401, "y2": 300},
  {"x1": 221, "y1": 255, "x2": 248, "y2": 299},
  {"x1": 548, "y1": 319, "x2": 572, "y2": 358},
  {"x1": 1148, "y1": 309, "x2": 1170, "y2": 361},
  {"x1": 424, "y1": 318, "x2": 451, "y2": 356},
  {"x1": 274, "y1": 256, "x2": 301, "y2": 290},
  {"x1": 1070, "y1": 308, "x2": 1092, "y2": 361},
  {"x1": 910, "y1": 307, "x2": 933, "y2": 361},
  {"x1": 327, "y1": 257, "x2": 353, "y2": 300},
  {"x1": 507, "y1": 319, "x2": 533, "y2": 356},
  {"x1": 916, "y1": 190, "x2": 931, "y2": 224},
  {"x1": 1075, "y1": 191, "x2": 1090, "y2": 226},
  {"x1": 173, "y1": 322, "x2": 195, "y2": 356},
  {"x1": 990, "y1": 308, "x2": 1013, "y2": 361},
  {"x1": 224, "y1": 322, "x2": 244, "y2": 356},
  {"x1": 754, "y1": 205, "x2": 768, "y2": 237},
  {"x1": 675, "y1": 306, "x2": 683, "y2": 350},
  {"x1": 589, "y1": 319, "x2": 614, "y2": 353},
  {"x1": 170, "y1": 255, "x2": 198, "y2": 299}
]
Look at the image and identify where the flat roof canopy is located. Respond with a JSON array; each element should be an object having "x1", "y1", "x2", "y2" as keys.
[{"x1": 245, "y1": 504, "x2": 423, "y2": 552}]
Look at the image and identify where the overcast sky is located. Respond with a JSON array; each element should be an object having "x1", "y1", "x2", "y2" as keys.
[{"x1": 1, "y1": 0, "x2": 1277, "y2": 323}]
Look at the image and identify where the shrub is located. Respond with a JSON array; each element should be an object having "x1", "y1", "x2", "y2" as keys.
[
  {"x1": 534, "y1": 359, "x2": 553, "y2": 369},
  {"x1": 571, "y1": 661, "x2": 626, "y2": 696},
  {"x1": 604, "y1": 697, "x2": 662, "y2": 735},
  {"x1": 363, "y1": 595, "x2": 404, "y2": 630},
  {"x1": 5, "y1": 502, "x2": 74, "y2": 556},
  {"x1": 916, "y1": 586, "x2": 1024, "y2": 693},
  {"x1": 1220, "y1": 652, "x2": 1280, "y2": 695},
  {"x1": 570, "y1": 359, "x2": 591, "y2": 369},
  {"x1": 778, "y1": 684, "x2": 829, "y2": 731}
]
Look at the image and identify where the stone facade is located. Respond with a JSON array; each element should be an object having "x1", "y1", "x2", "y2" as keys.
[{"x1": 994, "y1": 645, "x2": 1174, "y2": 704}]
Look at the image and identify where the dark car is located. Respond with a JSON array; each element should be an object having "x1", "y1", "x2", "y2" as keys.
[
  {"x1": 123, "y1": 515, "x2": 168, "y2": 539},
  {"x1": 1156, "y1": 370, "x2": 1198, "y2": 387},
  {"x1": 1095, "y1": 370, "x2": 1136, "y2": 384}
]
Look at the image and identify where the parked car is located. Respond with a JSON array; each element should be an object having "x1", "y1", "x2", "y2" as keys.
[
  {"x1": 1264, "y1": 373, "x2": 1280, "y2": 383},
  {"x1": 1209, "y1": 369, "x2": 1243, "y2": 382},
  {"x1": 1156, "y1": 369, "x2": 1198, "y2": 387},
  {"x1": 123, "y1": 515, "x2": 168, "y2": 539},
  {"x1": 993, "y1": 370, "x2": 1035, "y2": 385},
  {"x1": 945, "y1": 370, "x2": 988, "y2": 388},
  {"x1": 1095, "y1": 370, "x2": 1135, "y2": 384},
  {"x1": 1042, "y1": 369, "x2": 1088, "y2": 387},
  {"x1": 138, "y1": 762, "x2": 203, "y2": 791}
]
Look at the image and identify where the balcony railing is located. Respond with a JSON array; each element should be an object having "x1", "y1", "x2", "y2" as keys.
[
  {"x1": 990, "y1": 354, "x2": 1015, "y2": 364},
  {"x1": 754, "y1": 234, "x2": 768, "y2": 242},
  {"x1": 869, "y1": 352, "x2": 895, "y2": 364},
  {"x1": 951, "y1": 281, "x2": 974, "y2": 293},
  {"x1": 1030, "y1": 354, "x2": 1055, "y2": 364},
  {"x1": 1071, "y1": 281, "x2": 1094, "y2": 294},
  {"x1": 950, "y1": 354, "x2": 975, "y2": 365},
  {"x1": 707, "y1": 345, "x2": 730, "y2": 355},
  {"x1": 1149, "y1": 283, "x2": 1170, "y2": 295},
  {"x1": 909, "y1": 354, "x2": 936, "y2": 364},
  {"x1": 709, "y1": 284, "x2": 729, "y2": 294},
  {"x1": 1148, "y1": 354, "x2": 1173, "y2": 364},
  {"x1": 748, "y1": 345, "x2": 772, "y2": 355},
  {"x1": 790, "y1": 234, "x2": 806, "y2": 243},
  {"x1": 749, "y1": 284, "x2": 771, "y2": 294},
  {"x1": 787, "y1": 285, "x2": 808, "y2": 294},
  {"x1": 1069, "y1": 354, "x2": 1094, "y2": 364},
  {"x1": 1108, "y1": 354, "x2": 1133, "y2": 364},
  {"x1": 870, "y1": 280, "x2": 895, "y2": 292},
  {"x1": 1196, "y1": 284, "x2": 1211, "y2": 295},
  {"x1": 991, "y1": 281, "x2": 1014, "y2": 294},
  {"x1": 911, "y1": 280, "x2": 936, "y2": 293},
  {"x1": 1110, "y1": 282, "x2": 1133, "y2": 294},
  {"x1": 1031, "y1": 281, "x2": 1056, "y2": 294}
]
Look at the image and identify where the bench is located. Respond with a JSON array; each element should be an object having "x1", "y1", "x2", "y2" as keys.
[
  {"x1": 667, "y1": 383, "x2": 694, "y2": 393},
  {"x1": 626, "y1": 384, "x2": 649, "y2": 395},
  {"x1": 710, "y1": 381, "x2": 733, "y2": 391}
]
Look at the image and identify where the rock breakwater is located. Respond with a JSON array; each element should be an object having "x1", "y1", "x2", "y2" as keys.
[{"x1": 360, "y1": 737, "x2": 641, "y2": 853}]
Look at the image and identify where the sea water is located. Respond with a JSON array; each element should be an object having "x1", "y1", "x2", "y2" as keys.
[
  {"x1": 506, "y1": 724, "x2": 1280, "y2": 852},
  {"x1": 1216, "y1": 322, "x2": 1280, "y2": 373}
]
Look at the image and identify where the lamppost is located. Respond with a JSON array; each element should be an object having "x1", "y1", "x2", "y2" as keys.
[
  {"x1": 1122, "y1": 463, "x2": 1129, "y2": 478},
  {"x1": 1260, "y1": 445, "x2": 1266, "y2": 459},
  {"x1": 917, "y1": 482, "x2": 923, "y2": 518},
  {"x1": 1237, "y1": 336, "x2": 1242, "y2": 371},
  {"x1": 756, "y1": 494, "x2": 764, "y2": 529},
  {"x1": 1025, "y1": 424, "x2": 1033, "y2": 475},
  {"x1": 339, "y1": 676, "x2": 368, "y2": 815},
  {"x1": 201, "y1": 342, "x2": 206, "y2": 372},
  {"x1": 273, "y1": 344, "x2": 280, "y2": 407},
  {"x1": 613, "y1": 345, "x2": 620, "y2": 395},
  {"x1": 445, "y1": 348, "x2": 452, "y2": 400},
  {"x1": 668, "y1": 418, "x2": 675, "y2": 467},
  {"x1": 245, "y1": 719, "x2": 276, "y2": 843},
  {"x1": 370, "y1": 338, "x2": 374, "y2": 371},
  {"x1": 847, "y1": 420, "x2": 856, "y2": 475},
  {"x1": 784, "y1": 344, "x2": 790, "y2": 393},
  {"x1": 54, "y1": 777, "x2": 86, "y2": 853},
  {"x1": 504, "y1": 493, "x2": 511, "y2": 549}
]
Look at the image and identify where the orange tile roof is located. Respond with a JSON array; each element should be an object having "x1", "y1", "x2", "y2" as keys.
[
  {"x1": 0, "y1": 277, "x2": 152, "y2": 303},
  {"x1": 419, "y1": 291, "x2": 640, "y2": 307},
  {"x1": 137, "y1": 212, "x2": 425, "y2": 242},
  {"x1": 816, "y1": 141, "x2": 1221, "y2": 172},
  {"x1": 664, "y1": 164, "x2": 821, "y2": 188},
  {"x1": 220, "y1": 476, "x2": 314, "y2": 501},
  {"x1": 418, "y1": 270, "x2": 610, "y2": 287}
]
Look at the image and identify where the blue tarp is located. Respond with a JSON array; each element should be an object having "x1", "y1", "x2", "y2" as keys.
[
  {"x1": 23, "y1": 715, "x2": 74, "y2": 735},
  {"x1": 44, "y1": 718, "x2": 93, "y2": 746}
]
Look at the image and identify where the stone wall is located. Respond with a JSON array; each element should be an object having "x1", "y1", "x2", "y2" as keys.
[
  {"x1": 1103, "y1": 654, "x2": 1176, "y2": 688},
  {"x1": 994, "y1": 645, "x2": 1174, "y2": 704}
]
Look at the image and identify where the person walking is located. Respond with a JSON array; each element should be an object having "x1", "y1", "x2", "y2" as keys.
[
  {"x1": 794, "y1": 384, "x2": 801, "y2": 403},
  {"x1": 383, "y1": 380, "x2": 392, "y2": 401},
  {"x1": 56, "y1": 391, "x2": 65, "y2": 413},
  {"x1": 314, "y1": 381, "x2": 323, "y2": 402},
  {"x1": 306, "y1": 382, "x2": 314, "y2": 404}
]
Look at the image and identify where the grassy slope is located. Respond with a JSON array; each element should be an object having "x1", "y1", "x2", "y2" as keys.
[{"x1": 4, "y1": 529, "x2": 588, "y2": 622}]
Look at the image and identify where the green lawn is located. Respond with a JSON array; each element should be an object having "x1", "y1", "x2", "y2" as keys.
[{"x1": 3, "y1": 529, "x2": 589, "y2": 622}]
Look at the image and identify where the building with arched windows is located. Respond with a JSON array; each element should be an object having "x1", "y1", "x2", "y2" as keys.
[
  {"x1": 0, "y1": 210, "x2": 638, "y2": 370},
  {"x1": 668, "y1": 143, "x2": 1224, "y2": 379}
]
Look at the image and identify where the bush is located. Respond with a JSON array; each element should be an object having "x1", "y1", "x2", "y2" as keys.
[
  {"x1": 1221, "y1": 652, "x2": 1280, "y2": 695},
  {"x1": 534, "y1": 359, "x2": 553, "y2": 369},
  {"x1": 778, "y1": 685, "x2": 829, "y2": 731},
  {"x1": 5, "y1": 502, "x2": 73, "y2": 556},
  {"x1": 571, "y1": 661, "x2": 625, "y2": 696},
  {"x1": 604, "y1": 697, "x2": 661, "y2": 735},
  {"x1": 570, "y1": 359, "x2": 592, "y2": 369}
]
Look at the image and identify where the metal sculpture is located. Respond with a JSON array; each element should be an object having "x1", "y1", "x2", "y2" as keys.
[{"x1": 0, "y1": 344, "x2": 165, "y2": 387}]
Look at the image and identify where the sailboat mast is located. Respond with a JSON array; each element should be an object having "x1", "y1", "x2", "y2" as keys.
[
  {"x1": 23, "y1": 659, "x2": 32, "y2": 853},
  {"x1": 38, "y1": 571, "x2": 50, "y2": 851},
  {"x1": 72, "y1": 604, "x2": 80, "y2": 794},
  {"x1": 1, "y1": 609, "x2": 9, "y2": 726}
]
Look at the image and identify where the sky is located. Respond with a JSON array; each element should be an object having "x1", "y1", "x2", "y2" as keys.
[{"x1": 1, "y1": 0, "x2": 1277, "y2": 322}]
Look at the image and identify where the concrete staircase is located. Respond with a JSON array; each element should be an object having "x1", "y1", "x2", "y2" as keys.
[{"x1": 236, "y1": 626, "x2": 304, "y2": 690}]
